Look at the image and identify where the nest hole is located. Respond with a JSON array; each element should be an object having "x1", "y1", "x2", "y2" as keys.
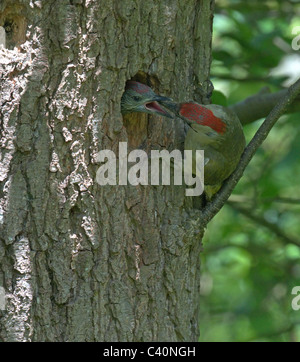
[
  {"x1": 122, "y1": 71, "x2": 164, "y2": 149},
  {"x1": 0, "y1": 5, "x2": 27, "y2": 49},
  {"x1": 129, "y1": 71, "x2": 162, "y2": 92}
]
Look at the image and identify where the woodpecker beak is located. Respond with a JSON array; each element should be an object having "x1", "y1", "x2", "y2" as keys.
[
  {"x1": 145, "y1": 95, "x2": 173, "y2": 118},
  {"x1": 155, "y1": 99, "x2": 179, "y2": 117}
]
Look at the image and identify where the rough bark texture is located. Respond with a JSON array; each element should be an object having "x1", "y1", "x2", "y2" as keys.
[{"x1": 0, "y1": 0, "x2": 213, "y2": 341}]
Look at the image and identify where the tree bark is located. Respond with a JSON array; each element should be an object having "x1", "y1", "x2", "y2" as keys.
[{"x1": 0, "y1": 0, "x2": 214, "y2": 341}]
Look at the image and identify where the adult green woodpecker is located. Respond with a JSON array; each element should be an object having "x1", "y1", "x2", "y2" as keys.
[
  {"x1": 121, "y1": 81, "x2": 172, "y2": 118},
  {"x1": 158, "y1": 100, "x2": 246, "y2": 199}
]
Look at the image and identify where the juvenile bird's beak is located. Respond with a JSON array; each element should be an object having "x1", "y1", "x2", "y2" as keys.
[{"x1": 145, "y1": 95, "x2": 174, "y2": 118}]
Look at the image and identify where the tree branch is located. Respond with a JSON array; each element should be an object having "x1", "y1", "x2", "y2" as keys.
[
  {"x1": 201, "y1": 77, "x2": 300, "y2": 227},
  {"x1": 227, "y1": 201, "x2": 300, "y2": 247},
  {"x1": 229, "y1": 88, "x2": 300, "y2": 125},
  {"x1": 229, "y1": 194, "x2": 300, "y2": 206},
  {"x1": 262, "y1": 196, "x2": 300, "y2": 205}
]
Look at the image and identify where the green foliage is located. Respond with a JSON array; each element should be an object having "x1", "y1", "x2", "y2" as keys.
[
  {"x1": 200, "y1": 0, "x2": 300, "y2": 342},
  {"x1": 211, "y1": 90, "x2": 228, "y2": 106}
]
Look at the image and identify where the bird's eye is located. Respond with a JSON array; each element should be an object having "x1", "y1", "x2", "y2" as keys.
[{"x1": 133, "y1": 96, "x2": 141, "y2": 101}]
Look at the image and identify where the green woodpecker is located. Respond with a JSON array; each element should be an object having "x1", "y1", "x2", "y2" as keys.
[
  {"x1": 158, "y1": 100, "x2": 246, "y2": 199},
  {"x1": 121, "y1": 81, "x2": 172, "y2": 118}
]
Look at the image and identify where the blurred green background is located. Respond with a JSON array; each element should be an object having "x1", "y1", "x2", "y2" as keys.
[{"x1": 199, "y1": 0, "x2": 300, "y2": 342}]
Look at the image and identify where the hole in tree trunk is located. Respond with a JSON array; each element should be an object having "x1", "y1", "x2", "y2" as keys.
[
  {"x1": 0, "y1": 4, "x2": 27, "y2": 49},
  {"x1": 122, "y1": 71, "x2": 164, "y2": 149}
]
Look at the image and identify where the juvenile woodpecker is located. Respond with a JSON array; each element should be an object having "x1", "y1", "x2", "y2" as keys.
[
  {"x1": 158, "y1": 100, "x2": 246, "y2": 199},
  {"x1": 121, "y1": 81, "x2": 172, "y2": 118}
]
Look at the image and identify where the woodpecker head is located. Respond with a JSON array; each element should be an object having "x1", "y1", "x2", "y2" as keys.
[{"x1": 121, "y1": 81, "x2": 172, "y2": 118}]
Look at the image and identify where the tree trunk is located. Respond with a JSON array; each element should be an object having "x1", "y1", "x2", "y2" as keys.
[{"x1": 0, "y1": 0, "x2": 214, "y2": 342}]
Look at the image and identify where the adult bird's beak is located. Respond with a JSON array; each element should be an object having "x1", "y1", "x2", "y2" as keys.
[
  {"x1": 145, "y1": 95, "x2": 174, "y2": 118},
  {"x1": 155, "y1": 98, "x2": 179, "y2": 117}
]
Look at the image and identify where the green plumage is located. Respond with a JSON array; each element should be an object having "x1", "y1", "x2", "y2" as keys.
[{"x1": 159, "y1": 101, "x2": 246, "y2": 199}]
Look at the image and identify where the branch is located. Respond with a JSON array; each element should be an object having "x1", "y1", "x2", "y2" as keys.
[
  {"x1": 229, "y1": 88, "x2": 300, "y2": 125},
  {"x1": 201, "y1": 77, "x2": 300, "y2": 227},
  {"x1": 227, "y1": 201, "x2": 300, "y2": 247},
  {"x1": 229, "y1": 194, "x2": 300, "y2": 206},
  {"x1": 262, "y1": 196, "x2": 300, "y2": 205}
]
